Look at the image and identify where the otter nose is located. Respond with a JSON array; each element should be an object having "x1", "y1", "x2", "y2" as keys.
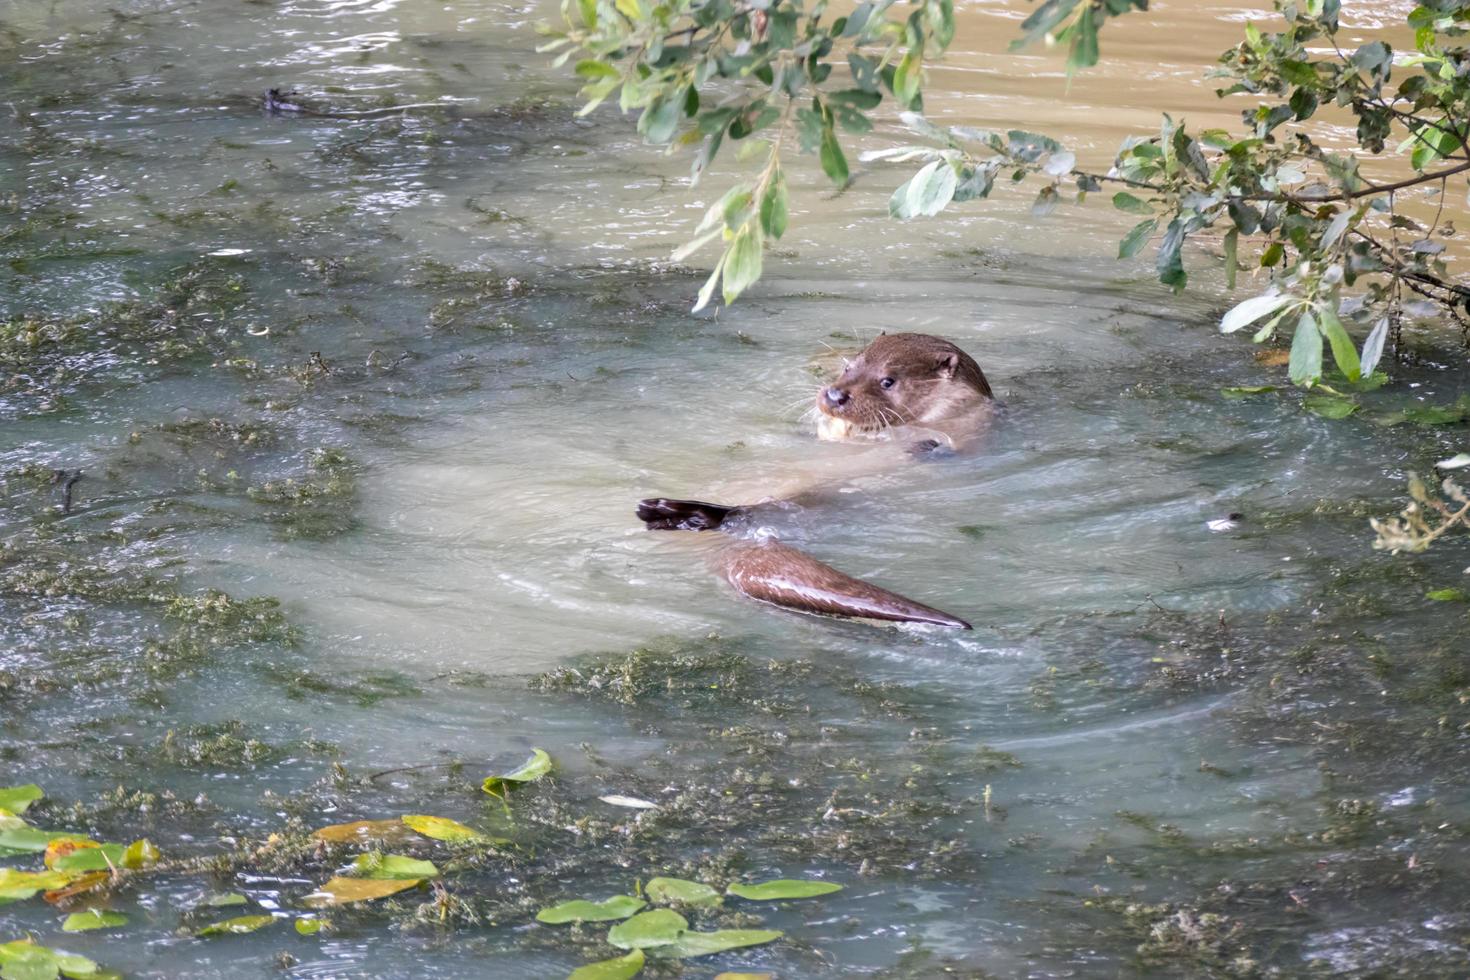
[{"x1": 824, "y1": 386, "x2": 849, "y2": 407}]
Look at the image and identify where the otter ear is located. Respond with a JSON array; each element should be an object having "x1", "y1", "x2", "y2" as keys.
[{"x1": 934, "y1": 352, "x2": 959, "y2": 378}]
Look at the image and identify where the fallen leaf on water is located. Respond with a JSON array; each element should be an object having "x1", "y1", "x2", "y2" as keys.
[
  {"x1": 197, "y1": 914, "x2": 275, "y2": 937},
  {"x1": 310, "y1": 819, "x2": 414, "y2": 844},
  {"x1": 0, "y1": 938, "x2": 102, "y2": 979},
  {"x1": 597, "y1": 795, "x2": 659, "y2": 810},
  {"x1": 726, "y1": 879, "x2": 843, "y2": 900},
  {"x1": 350, "y1": 853, "x2": 439, "y2": 880},
  {"x1": 0, "y1": 786, "x2": 43, "y2": 814},
  {"x1": 295, "y1": 918, "x2": 325, "y2": 936},
  {"x1": 302, "y1": 876, "x2": 423, "y2": 908},
  {"x1": 606, "y1": 909, "x2": 688, "y2": 950},
  {"x1": 649, "y1": 929, "x2": 784, "y2": 959},
  {"x1": 201, "y1": 893, "x2": 247, "y2": 908},
  {"x1": 537, "y1": 895, "x2": 645, "y2": 924},
  {"x1": 568, "y1": 948, "x2": 645, "y2": 980},
  {"x1": 122, "y1": 839, "x2": 160, "y2": 870},
  {"x1": 62, "y1": 910, "x2": 128, "y2": 932},
  {"x1": 0, "y1": 868, "x2": 75, "y2": 904},
  {"x1": 44, "y1": 872, "x2": 111, "y2": 905},
  {"x1": 482, "y1": 748, "x2": 553, "y2": 799},
  {"x1": 49, "y1": 843, "x2": 124, "y2": 874},
  {"x1": 400, "y1": 814, "x2": 495, "y2": 844},
  {"x1": 644, "y1": 877, "x2": 721, "y2": 908}
]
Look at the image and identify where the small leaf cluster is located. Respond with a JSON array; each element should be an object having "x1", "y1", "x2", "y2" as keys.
[
  {"x1": 538, "y1": 0, "x2": 958, "y2": 307},
  {"x1": 550, "y1": 0, "x2": 1470, "y2": 390}
]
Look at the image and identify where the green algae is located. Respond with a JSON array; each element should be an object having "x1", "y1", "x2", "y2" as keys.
[{"x1": 246, "y1": 447, "x2": 360, "y2": 540}]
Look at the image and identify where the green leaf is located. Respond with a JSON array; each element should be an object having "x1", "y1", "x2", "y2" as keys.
[
  {"x1": 351, "y1": 853, "x2": 440, "y2": 880},
  {"x1": 1111, "y1": 192, "x2": 1153, "y2": 215},
  {"x1": 576, "y1": 0, "x2": 597, "y2": 28},
  {"x1": 61, "y1": 911, "x2": 127, "y2": 933},
  {"x1": 891, "y1": 160, "x2": 956, "y2": 219},
  {"x1": 606, "y1": 909, "x2": 689, "y2": 950},
  {"x1": 1427, "y1": 588, "x2": 1468, "y2": 601},
  {"x1": 1220, "y1": 293, "x2": 1294, "y2": 334},
  {"x1": 1303, "y1": 394, "x2": 1359, "y2": 419},
  {"x1": 201, "y1": 893, "x2": 248, "y2": 907},
  {"x1": 51, "y1": 844, "x2": 125, "y2": 874},
  {"x1": 1411, "y1": 121, "x2": 1462, "y2": 170},
  {"x1": 727, "y1": 879, "x2": 843, "y2": 900},
  {"x1": 0, "y1": 941, "x2": 100, "y2": 980},
  {"x1": 648, "y1": 929, "x2": 784, "y2": 959},
  {"x1": 637, "y1": 97, "x2": 680, "y2": 145},
  {"x1": 197, "y1": 914, "x2": 276, "y2": 937},
  {"x1": 537, "y1": 895, "x2": 646, "y2": 924},
  {"x1": 568, "y1": 949, "x2": 645, "y2": 980},
  {"x1": 1065, "y1": 3, "x2": 1099, "y2": 73},
  {"x1": 574, "y1": 60, "x2": 620, "y2": 81},
  {"x1": 645, "y1": 877, "x2": 722, "y2": 907},
  {"x1": 1317, "y1": 306, "x2": 1361, "y2": 382},
  {"x1": 828, "y1": 89, "x2": 881, "y2": 110},
  {"x1": 1288, "y1": 312, "x2": 1323, "y2": 385},
  {"x1": 1260, "y1": 242, "x2": 1283, "y2": 267},
  {"x1": 721, "y1": 224, "x2": 764, "y2": 305},
  {"x1": 1118, "y1": 218, "x2": 1157, "y2": 259},
  {"x1": 893, "y1": 49, "x2": 922, "y2": 109},
  {"x1": 295, "y1": 919, "x2": 324, "y2": 936},
  {"x1": 1399, "y1": 401, "x2": 1470, "y2": 425},
  {"x1": 0, "y1": 827, "x2": 77, "y2": 855},
  {"x1": 1007, "y1": 130, "x2": 1061, "y2": 161},
  {"x1": 760, "y1": 175, "x2": 788, "y2": 240},
  {"x1": 1156, "y1": 218, "x2": 1187, "y2": 291},
  {"x1": 1360, "y1": 316, "x2": 1389, "y2": 378},
  {"x1": 483, "y1": 748, "x2": 553, "y2": 798},
  {"x1": 1221, "y1": 385, "x2": 1277, "y2": 398},
  {"x1": 819, "y1": 125, "x2": 849, "y2": 186},
  {"x1": 0, "y1": 787, "x2": 42, "y2": 815},
  {"x1": 691, "y1": 252, "x2": 727, "y2": 313},
  {"x1": 928, "y1": 0, "x2": 956, "y2": 49}
]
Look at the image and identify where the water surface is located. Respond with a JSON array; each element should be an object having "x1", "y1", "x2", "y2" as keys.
[{"x1": 4, "y1": 1, "x2": 1470, "y2": 977}]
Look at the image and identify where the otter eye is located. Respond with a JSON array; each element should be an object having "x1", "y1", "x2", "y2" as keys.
[{"x1": 879, "y1": 377, "x2": 896, "y2": 389}]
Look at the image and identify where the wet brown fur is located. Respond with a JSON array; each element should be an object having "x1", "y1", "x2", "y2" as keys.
[
  {"x1": 819, "y1": 333, "x2": 993, "y2": 435},
  {"x1": 638, "y1": 333, "x2": 992, "y2": 628}
]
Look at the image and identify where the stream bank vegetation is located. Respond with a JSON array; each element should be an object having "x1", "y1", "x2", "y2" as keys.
[{"x1": 543, "y1": 0, "x2": 1470, "y2": 550}]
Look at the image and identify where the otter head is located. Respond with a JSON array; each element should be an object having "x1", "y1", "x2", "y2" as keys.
[{"x1": 817, "y1": 333, "x2": 992, "y2": 438}]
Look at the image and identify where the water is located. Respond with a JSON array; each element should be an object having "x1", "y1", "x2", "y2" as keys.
[{"x1": 4, "y1": 1, "x2": 1470, "y2": 977}]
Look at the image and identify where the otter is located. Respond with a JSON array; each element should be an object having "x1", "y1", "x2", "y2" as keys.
[{"x1": 638, "y1": 333, "x2": 994, "y2": 629}]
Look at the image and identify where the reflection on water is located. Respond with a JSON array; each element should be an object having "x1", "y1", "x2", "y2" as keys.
[{"x1": 3, "y1": 0, "x2": 1470, "y2": 976}]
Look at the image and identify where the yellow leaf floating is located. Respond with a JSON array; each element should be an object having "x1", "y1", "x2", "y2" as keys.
[
  {"x1": 122, "y1": 839, "x2": 161, "y2": 869},
  {"x1": 400, "y1": 815, "x2": 492, "y2": 844},
  {"x1": 301, "y1": 876, "x2": 423, "y2": 908},
  {"x1": 310, "y1": 819, "x2": 414, "y2": 844}
]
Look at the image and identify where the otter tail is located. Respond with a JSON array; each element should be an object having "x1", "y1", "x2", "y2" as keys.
[
  {"x1": 716, "y1": 538, "x2": 971, "y2": 629},
  {"x1": 637, "y1": 497, "x2": 741, "y2": 531}
]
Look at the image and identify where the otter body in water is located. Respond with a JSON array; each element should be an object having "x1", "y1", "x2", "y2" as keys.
[{"x1": 639, "y1": 333, "x2": 993, "y2": 629}]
